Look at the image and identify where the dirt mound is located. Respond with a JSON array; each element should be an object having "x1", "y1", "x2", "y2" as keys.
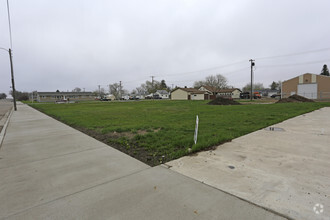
[
  {"x1": 277, "y1": 94, "x2": 314, "y2": 103},
  {"x1": 208, "y1": 97, "x2": 241, "y2": 105}
]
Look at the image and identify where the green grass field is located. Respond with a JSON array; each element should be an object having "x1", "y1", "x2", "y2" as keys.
[{"x1": 29, "y1": 100, "x2": 330, "y2": 165}]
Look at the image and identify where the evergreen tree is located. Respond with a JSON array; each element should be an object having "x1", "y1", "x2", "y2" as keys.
[
  {"x1": 160, "y1": 80, "x2": 167, "y2": 89},
  {"x1": 320, "y1": 64, "x2": 330, "y2": 76},
  {"x1": 270, "y1": 81, "x2": 279, "y2": 90}
]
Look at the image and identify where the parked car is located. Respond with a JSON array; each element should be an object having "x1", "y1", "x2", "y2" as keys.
[
  {"x1": 270, "y1": 94, "x2": 281, "y2": 98},
  {"x1": 240, "y1": 92, "x2": 250, "y2": 99},
  {"x1": 240, "y1": 92, "x2": 261, "y2": 99},
  {"x1": 100, "y1": 98, "x2": 110, "y2": 101},
  {"x1": 253, "y1": 92, "x2": 261, "y2": 99},
  {"x1": 129, "y1": 96, "x2": 140, "y2": 100},
  {"x1": 153, "y1": 94, "x2": 162, "y2": 99}
]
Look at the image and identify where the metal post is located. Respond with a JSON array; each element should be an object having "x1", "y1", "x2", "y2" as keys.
[{"x1": 9, "y1": 49, "x2": 17, "y2": 111}]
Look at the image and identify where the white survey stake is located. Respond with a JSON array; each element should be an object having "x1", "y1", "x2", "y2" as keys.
[{"x1": 194, "y1": 115, "x2": 199, "y2": 145}]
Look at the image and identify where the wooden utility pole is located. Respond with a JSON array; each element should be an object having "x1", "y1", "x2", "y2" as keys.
[
  {"x1": 9, "y1": 49, "x2": 17, "y2": 110},
  {"x1": 119, "y1": 81, "x2": 122, "y2": 99},
  {"x1": 150, "y1": 76, "x2": 155, "y2": 99},
  {"x1": 249, "y1": 59, "x2": 255, "y2": 101},
  {"x1": 151, "y1": 76, "x2": 155, "y2": 89}
]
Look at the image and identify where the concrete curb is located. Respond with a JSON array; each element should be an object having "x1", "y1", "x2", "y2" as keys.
[{"x1": 0, "y1": 107, "x2": 13, "y2": 148}]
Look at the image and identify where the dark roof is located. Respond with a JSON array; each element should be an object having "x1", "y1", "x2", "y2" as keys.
[
  {"x1": 156, "y1": 90, "x2": 169, "y2": 95},
  {"x1": 200, "y1": 86, "x2": 241, "y2": 93},
  {"x1": 217, "y1": 88, "x2": 241, "y2": 93},
  {"x1": 173, "y1": 88, "x2": 206, "y2": 94}
]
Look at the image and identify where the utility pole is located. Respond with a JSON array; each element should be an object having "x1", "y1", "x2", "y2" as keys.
[
  {"x1": 150, "y1": 76, "x2": 155, "y2": 99},
  {"x1": 8, "y1": 49, "x2": 17, "y2": 110},
  {"x1": 3, "y1": 1, "x2": 17, "y2": 111},
  {"x1": 119, "y1": 81, "x2": 122, "y2": 100},
  {"x1": 151, "y1": 76, "x2": 155, "y2": 90},
  {"x1": 98, "y1": 85, "x2": 101, "y2": 98},
  {"x1": 83, "y1": 88, "x2": 85, "y2": 92},
  {"x1": 249, "y1": 59, "x2": 255, "y2": 101},
  {"x1": 108, "y1": 84, "x2": 111, "y2": 94}
]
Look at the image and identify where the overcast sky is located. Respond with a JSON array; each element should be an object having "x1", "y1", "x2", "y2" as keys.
[{"x1": 1, "y1": 0, "x2": 330, "y2": 94}]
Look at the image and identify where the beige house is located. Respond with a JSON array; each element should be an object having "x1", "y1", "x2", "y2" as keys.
[
  {"x1": 199, "y1": 86, "x2": 242, "y2": 99},
  {"x1": 31, "y1": 92, "x2": 95, "y2": 102},
  {"x1": 282, "y1": 73, "x2": 330, "y2": 99},
  {"x1": 171, "y1": 88, "x2": 206, "y2": 100}
]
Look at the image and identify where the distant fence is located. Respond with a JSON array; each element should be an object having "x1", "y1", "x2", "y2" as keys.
[{"x1": 282, "y1": 92, "x2": 330, "y2": 101}]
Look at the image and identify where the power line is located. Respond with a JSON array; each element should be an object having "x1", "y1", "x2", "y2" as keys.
[
  {"x1": 157, "y1": 60, "x2": 247, "y2": 77},
  {"x1": 140, "y1": 47, "x2": 330, "y2": 79},
  {"x1": 256, "y1": 47, "x2": 330, "y2": 60},
  {"x1": 258, "y1": 59, "x2": 330, "y2": 68},
  {"x1": 94, "y1": 48, "x2": 330, "y2": 91}
]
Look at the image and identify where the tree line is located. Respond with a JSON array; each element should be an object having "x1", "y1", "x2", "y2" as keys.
[{"x1": 3, "y1": 64, "x2": 328, "y2": 100}]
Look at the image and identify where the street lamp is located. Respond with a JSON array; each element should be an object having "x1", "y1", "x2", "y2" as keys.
[{"x1": 0, "y1": 47, "x2": 17, "y2": 111}]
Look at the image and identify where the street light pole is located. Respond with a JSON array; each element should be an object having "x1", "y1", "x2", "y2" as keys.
[{"x1": 0, "y1": 47, "x2": 17, "y2": 111}]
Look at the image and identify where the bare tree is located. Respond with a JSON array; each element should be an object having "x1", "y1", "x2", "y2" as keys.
[
  {"x1": 110, "y1": 83, "x2": 125, "y2": 99},
  {"x1": 93, "y1": 88, "x2": 105, "y2": 97},
  {"x1": 193, "y1": 74, "x2": 228, "y2": 89},
  {"x1": 72, "y1": 87, "x2": 82, "y2": 92},
  {"x1": 193, "y1": 80, "x2": 205, "y2": 89}
]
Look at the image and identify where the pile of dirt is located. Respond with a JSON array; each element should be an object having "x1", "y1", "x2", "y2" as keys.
[
  {"x1": 208, "y1": 97, "x2": 241, "y2": 105},
  {"x1": 276, "y1": 94, "x2": 315, "y2": 103}
]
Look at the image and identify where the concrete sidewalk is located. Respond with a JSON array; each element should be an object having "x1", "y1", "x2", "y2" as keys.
[
  {"x1": 0, "y1": 103, "x2": 285, "y2": 219},
  {"x1": 168, "y1": 107, "x2": 330, "y2": 220}
]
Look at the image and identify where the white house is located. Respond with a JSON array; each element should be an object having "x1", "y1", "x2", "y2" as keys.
[{"x1": 154, "y1": 90, "x2": 170, "y2": 99}]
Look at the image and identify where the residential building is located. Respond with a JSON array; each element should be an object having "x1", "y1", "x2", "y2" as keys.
[
  {"x1": 198, "y1": 86, "x2": 242, "y2": 99},
  {"x1": 31, "y1": 92, "x2": 95, "y2": 102},
  {"x1": 171, "y1": 88, "x2": 206, "y2": 100},
  {"x1": 155, "y1": 90, "x2": 170, "y2": 99}
]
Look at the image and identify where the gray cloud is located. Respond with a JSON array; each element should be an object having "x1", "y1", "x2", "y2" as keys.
[{"x1": 1, "y1": 0, "x2": 330, "y2": 94}]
